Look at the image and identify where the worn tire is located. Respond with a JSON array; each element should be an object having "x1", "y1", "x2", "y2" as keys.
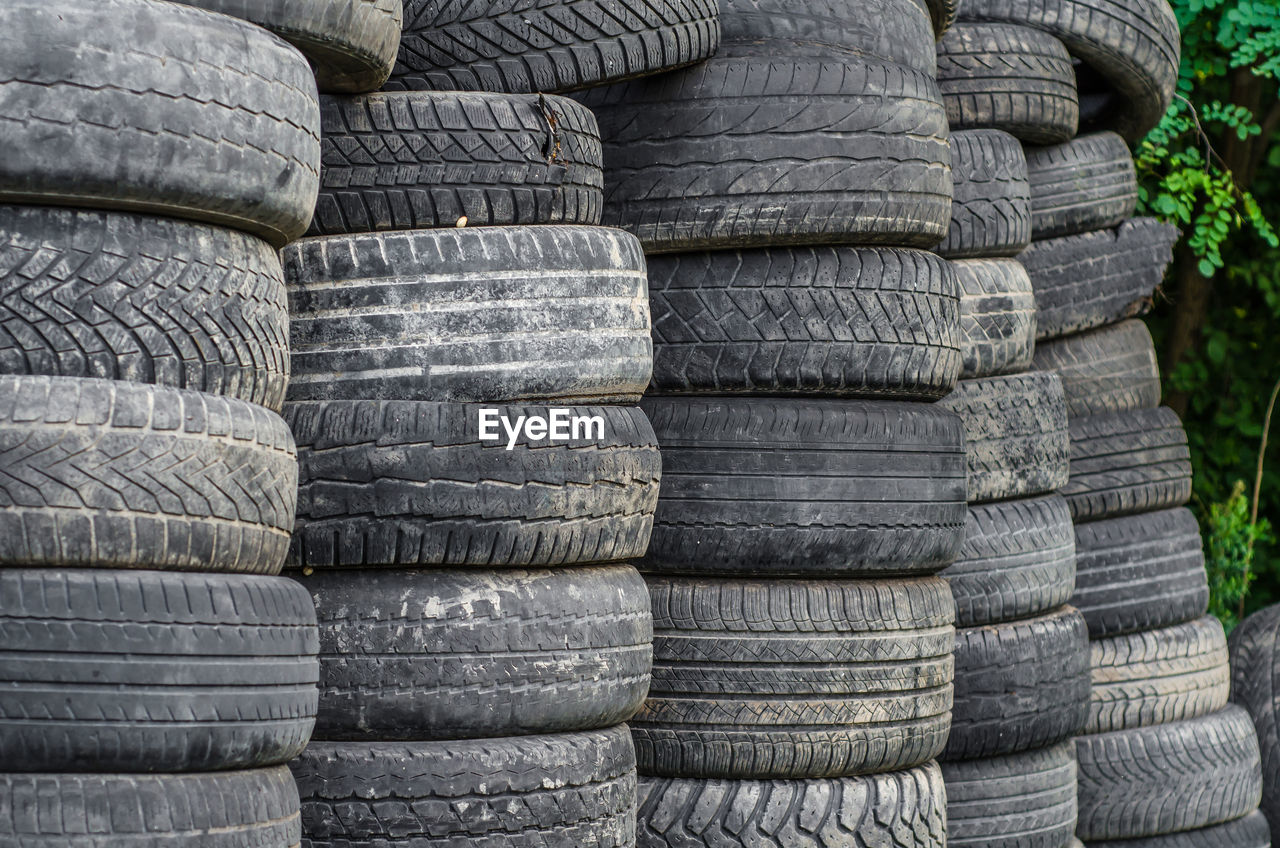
[
  {"x1": 0, "y1": 0, "x2": 319, "y2": 248},
  {"x1": 639, "y1": 397, "x2": 967, "y2": 577},
  {"x1": 284, "y1": 227, "x2": 651, "y2": 404},
  {"x1": 937, "y1": 22, "x2": 1079, "y2": 144},
  {"x1": 938, "y1": 129, "x2": 1032, "y2": 259},
  {"x1": 0, "y1": 205, "x2": 290, "y2": 412},
  {"x1": 580, "y1": 48, "x2": 953, "y2": 253},
  {"x1": 647, "y1": 247, "x2": 961, "y2": 398},
  {"x1": 955, "y1": 258, "x2": 1037, "y2": 379},
  {"x1": 942, "y1": 493, "x2": 1076, "y2": 628},
  {"x1": 1085, "y1": 813, "x2": 1272, "y2": 848},
  {"x1": 634, "y1": 576, "x2": 954, "y2": 779},
  {"x1": 391, "y1": 0, "x2": 720, "y2": 94},
  {"x1": 1073, "y1": 508, "x2": 1208, "y2": 638},
  {"x1": 1230, "y1": 604, "x2": 1280, "y2": 831},
  {"x1": 1076, "y1": 705, "x2": 1264, "y2": 840},
  {"x1": 0, "y1": 375, "x2": 297, "y2": 573},
  {"x1": 942, "y1": 742, "x2": 1077, "y2": 848},
  {"x1": 1032, "y1": 319, "x2": 1161, "y2": 417},
  {"x1": 286, "y1": 401, "x2": 660, "y2": 568},
  {"x1": 293, "y1": 727, "x2": 637, "y2": 848},
  {"x1": 938, "y1": 371, "x2": 1070, "y2": 503},
  {"x1": 1063, "y1": 407, "x2": 1192, "y2": 523},
  {"x1": 303, "y1": 566, "x2": 652, "y2": 739},
  {"x1": 1027, "y1": 132, "x2": 1138, "y2": 240}
]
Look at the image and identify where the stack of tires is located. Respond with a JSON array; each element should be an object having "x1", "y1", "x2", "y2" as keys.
[
  {"x1": 0, "y1": 0, "x2": 335, "y2": 844},
  {"x1": 1230, "y1": 604, "x2": 1280, "y2": 841},
  {"x1": 580, "y1": 2, "x2": 972, "y2": 845}
]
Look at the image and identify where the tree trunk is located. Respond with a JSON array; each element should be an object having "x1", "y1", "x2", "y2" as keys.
[{"x1": 1164, "y1": 239, "x2": 1212, "y2": 417}]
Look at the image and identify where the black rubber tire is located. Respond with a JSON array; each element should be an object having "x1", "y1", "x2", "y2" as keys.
[
  {"x1": 303, "y1": 566, "x2": 652, "y2": 740},
  {"x1": 938, "y1": 129, "x2": 1032, "y2": 259},
  {"x1": 634, "y1": 575, "x2": 955, "y2": 779},
  {"x1": 579, "y1": 48, "x2": 953, "y2": 253},
  {"x1": 0, "y1": 375, "x2": 297, "y2": 574},
  {"x1": 284, "y1": 227, "x2": 652, "y2": 404},
  {"x1": 1072, "y1": 507, "x2": 1208, "y2": 638},
  {"x1": 286, "y1": 401, "x2": 660, "y2": 569},
  {"x1": 954, "y1": 258, "x2": 1037, "y2": 380},
  {"x1": 937, "y1": 22, "x2": 1079, "y2": 144},
  {"x1": 1085, "y1": 813, "x2": 1273, "y2": 848},
  {"x1": 173, "y1": 0, "x2": 403, "y2": 93},
  {"x1": 1023, "y1": 217, "x2": 1178, "y2": 342},
  {"x1": 942, "y1": 493, "x2": 1076, "y2": 628},
  {"x1": 1032, "y1": 319, "x2": 1161, "y2": 418},
  {"x1": 0, "y1": 205, "x2": 290, "y2": 413},
  {"x1": 293, "y1": 727, "x2": 637, "y2": 847},
  {"x1": 646, "y1": 247, "x2": 961, "y2": 398},
  {"x1": 942, "y1": 742, "x2": 1078, "y2": 848},
  {"x1": 1230, "y1": 604, "x2": 1280, "y2": 831},
  {"x1": 938, "y1": 371, "x2": 1070, "y2": 504},
  {"x1": 0, "y1": 0, "x2": 319, "y2": 248},
  {"x1": 639, "y1": 397, "x2": 967, "y2": 577},
  {"x1": 947, "y1": 605, "x2": 1090, "y2": 759},
  {"x1": 309, "y1": 91, "x2": 601, "y2": 236},
  {"x1": 1076, "y1": 705, "x2": 1264, "y2": 841},
  {"x1": 636, "y1": 763, "x2": 947, "y2": 848},
  {"x1": 390, "y1": 0, "x2": 720, "y2": 94},
  {"x1": 0, "y1": 767, "x2": 301, "y2": 846},
  {"x1": 1063, "y1": 407, "x2": 1193, "y2": 523},
  {"x1": 0, "y1": 569, "x2": 317, "y2": 773},
  {"x1": 958, "y1": 0, "x2": 1180, "y2": 142},
  {"x1": 1026, "y1": 132, "x2": 1138, "y2": 240}
]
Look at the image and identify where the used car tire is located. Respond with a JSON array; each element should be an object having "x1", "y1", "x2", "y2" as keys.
[
  {"x1": 937, "y1": 129, "x2": 1031, "y2": 259},
  {"x1": 1032, "y1": 319, "x2": 1161, "y2": 417},
  {"x1": 1026, "y1": 132, "x2": 1138, "y2": 240},
  {"x1": 1063, "y1": 406, "x2": 1192, "y2": 522},
  {"x1": 942, "y1": 742, "x2": 1077, "y2": 848},
  {"x1": 954, "y1": 258, "x2": 1037, "y2": 380},
  {"x1": 1229, "y1": 603, "x2": 1280, "y2": 832},
  {"x1": 1084, "y1": 813, "x2": 1272, "y2": 848}
]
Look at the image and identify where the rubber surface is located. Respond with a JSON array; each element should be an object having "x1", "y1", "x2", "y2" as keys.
[
  {"x1": 1063, "y1": 407, "x2": 1193, "y2": 523},
  {"x1": 954, "y1": 258, "x2": 1037, "y2": 379},
  {"x1": 1085, "y1": 813, "x2": 1272, "y2": 848},
  {"x1": 937, "y1": 129, "x2": 1032, "y2": 259},
  {"x1": 1032, "y1": 319, "x2": 1161, "y2": 417},
  {"x1": 1230, "y1": 603, "x2": 1280, "y2": 832},
  {"x1": 1026, "y1": 132, "x2": 1138, "y2": 240},
  {"x1": 942, "y1": 742, "x2": 1077, "y2": 848}
]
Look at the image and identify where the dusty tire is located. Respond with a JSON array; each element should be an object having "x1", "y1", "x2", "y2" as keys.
[
  {"x1": 938, "y1": 371, "x2": 1070, "y2": 503},
  {"x1": 0, "y1": 206, "x2": 290, "y2": 412},
  {"x1": 639, "y1": 397, "x2": 967, "y2": 577},
  {"x1": 1230, "y1": 604, "x2": 1280, "y2": 831},
  {"x1": 1084, "y1": 813, "x2": 1273, "y2": 848},
  {"x1": 942, "y1": 742, "x2": 1077, "y2": 848},
  {"x1": 303, "y1": 566, "x2": 652, "y2": 739},
  {"x1": 284, "y1": 227, "x2": 652, "y2": 404},
  {"x1": 286, "y1": 401, "x2": 660, "y2": 569},
  {"x1": 646, "y1": 247, "x2": 961, "y2": 398},
  {"x1": 293, "y1": 727, "x2": 637, "y2": 848},
  {"x1": 1026, "y1": 132, "x2": 1138, "y2": 240},
  {"x1": 391, "y1": 0, "x2": 720, "y2": 94},
  {"x1": 0, "y1": 0, "x2": 319, "y2": 248},
  {"x1": 937, "y1": 129, "x2": 1032, "y2": 259},
  {"x1": 1032, "y1": 320, "x2": 1161, "y2": 417},
  {"x1": 580, "y1": 48, "x2": 953, "y2": 253},
  {"x1": 634, "y1": 575, "x2": 955, "y2": 779},
  {"x1": 955, "y1": 258, "x2": 1037, "y2": 379},
  {"x1": 0, "y1": 375, "x2": 297, "y2": 574},
  {"x1": 1063, "y1": 407, "x2": 1192, "y2": 523},
  {"x1": 942, "y1": 493, "x2": 1076, "y2": 628},
  {"x1": 937, "y1": 22, "x2": 1079, "y2": 143}
]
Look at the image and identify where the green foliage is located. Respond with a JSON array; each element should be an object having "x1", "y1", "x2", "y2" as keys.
[{"x1": 1203, "y1": 480, "x2": 1272, "y2": 632}]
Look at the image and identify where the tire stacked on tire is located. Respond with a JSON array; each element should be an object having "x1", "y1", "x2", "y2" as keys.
[
  {"x1": 0, "y1": 1, "x2": 326, "y2": 844},
  {"x1": 1229, "y1": 604, "x2": 1280, "y2": 841}
]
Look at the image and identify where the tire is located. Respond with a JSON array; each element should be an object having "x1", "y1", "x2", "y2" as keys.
[
  {"x1": 1230, "y1": 604, "x2": 1280, "y2": 830},
  {"x1": 391, "y1": 0, "x2": 720, "y2": 94},
  {"x1": 1076, "y1": 705, "x2": 1264, "y2": 840},
  {"x1": 303, "y1": 566, "x2": 652, "y2": 739},
  {"x1": 639, "y1": 397, "x2": 967, "y2": 577},
  {"x1": 0, "y1": 0, "x2": 319, "y2": 248},
  {"x1": 938, "y1": 371, "x2": 1070, "y2": 504},
  {"x1": 942, "y1": 493, "x2": 1076, "y2": 628},
  {"x1": 293, "y1": 727, "x2": 637, "y2": 848},
  {"x1": 954, "y1": 258, "x2": 1037, "y2": 380},
  {"x1": 1089, "y1": 616, "x2": 1230, "y2": 735},
  {"x1": 1032, "y1": 319, "x2": 1161, "y2": 417},
  {"x1": 634, "y1": 575, "x2": 955, "y2": 779},
  {"x1": 937, "y1": 129, "x2": 1032, "y2": 259},
  {"x1": 1023, "y1": 218, "x2": 1179, "y2": 341},
  {"x1": 1084, "y1": 813, "x2": 1273, "y2": 848},
  {"x1": 958, "y1": 0, "x2": 1180, "y2": 142},
  {"x1": 946, "y1": 605, "x2": 1090, "y2": 759},
  {"x1": 1026, "y1": 132, "x2": 1138, "y2": 240},
  {"x1": 0, "y1": 570, "x2": 317, "y2": 773},
  {"x1": 937, "y1": 22, "x2": 1079, "y2": 144},
  {"x1": 0, "y1": 375, "x2": 297, "y2": 574},
  {"x1": 1072, "y1": 508, "x2": 1208, "y2": 638},
  {"x1": 0, "y1": 206, "x2": 290, "y2": 413},
  {"x1": 941, "y1": 742, "x2": 1077, "y2": 848},
  {"x1": 1063, "y1": 407, "x2": 1192, "y2": 523},
  {"x1": 284, "y1": 227, "x2": 652, "y2": 404},
  {"x1": 579, "y1": 48, "x2": 953, "y2": 253},
  {"x1": 285, "y1": 401, "x2": 660, "y2": 568},
  {"x1": 309, "y1": 92, "x2": 601, "y2": 236},
  {"x1": 646, "y1": 247, "x2": 961, "y2": 398},
  {"x1": 636, "y1": 763, "x2": 947, "y2": 848},
  {"x1": 173, "y1": 0, "x2": 403, "y2": 93}
]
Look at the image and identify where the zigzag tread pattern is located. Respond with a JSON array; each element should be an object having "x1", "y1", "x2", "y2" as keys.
[
  {"x1": 938, "y1": 129, "x2": 1031, "y2": 258},
  {"x1": 954, "y1": 258, "x2": 1036, "y2": 379},
  {"x1": 1229, "y1": 604, "x2": 1280, "y2": 827}
]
